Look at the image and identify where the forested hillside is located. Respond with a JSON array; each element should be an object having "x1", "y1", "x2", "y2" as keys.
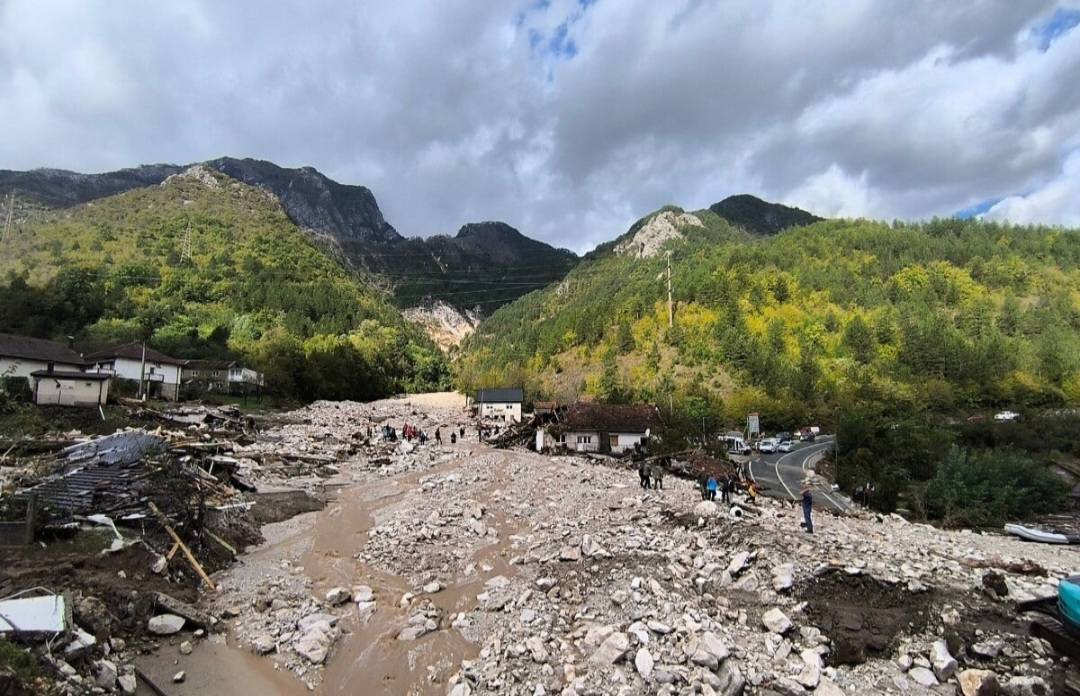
[
  {"x1": 458, "y1": 207, "x2": 1080, "y2": 514},
  {"x1": 0, "y1": 166, "x2": 449, "y2": 400},
  {"x1": 469, "y1": 210, "x2": 1072, "y2": 405}
]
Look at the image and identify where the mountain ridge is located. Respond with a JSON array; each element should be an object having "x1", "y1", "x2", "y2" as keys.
[{"x1": 0, "y1": 158, "x2": 577, "y2": 313}]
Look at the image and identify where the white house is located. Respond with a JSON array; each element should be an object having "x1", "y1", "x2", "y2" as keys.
[
  {"x1": 0, "y1": 333, "x2": 86, "y2": 380},
  {"x1": 85, "y1": 343, "x2": 183, "y2": 401},
  {"x1": 543, "y1": 402, "x2": 663, "y2": 455},
  {"x1": 476, "y1": 388, "x2": 524, "y2": 423},
  {"x1": 31, "y1": 370, "x2": 111, "y2": 407},
  {"x1": 182, "y1": 359, "x2": 264, "y2": 393}
]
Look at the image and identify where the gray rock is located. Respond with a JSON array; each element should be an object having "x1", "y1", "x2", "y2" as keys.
[
  {"x1": 694, "y1": 501, "x2": 719, "y2": 517},
  {"x1": 771, "y1": 563, "x2": 795, "y2": 592},
  {"x1": 930, "y1": 639, "x2": 957, "y2": 681},
  {"x1": 117, "y1": 673, "x2": 137, "y2": 694},
  {"x1": 526, "y1": 636, "x2": 548, "y2": 663},
  {"x1": 560, "y1": 546, "x2": 582, "y2": 562},
  {"x1": 908, "y1": 666, "x2": 938, "y2": 687},
  {"x1": 93, "y1": 659, "x2": 117, "y2": 690},
  {"x1": 147, "y1": 614, "x2": 185, "y2": 635},
  {"x1": 179, "y1": 640, "x2": 193, "y2": 655},
  {"x1": 1004, "y1": 676, "x2": 1050, "y2": 696},
  {"x1": 635, "y1": 646, "x2": 655, "y2": 679},
  {"x1": 352, "y1": 585, "x2": 374, "y2": 603},
  {"x1": 589, "y1": 632, "x2": 629, "y2": 665},
  {"x1": 727, "y1": 551, "x2": 750, "y2": 576},
  {"x1": 797, "y1": 649, "x2": 821, "y2": 688},
  {"x1": 761, "y1": 608, "x2": 792, "y2": 634},
  {"x1": 252, "y1": 633, "x2": 276, "y2": 655},
  {"x1": 295, "y1": 627, "x2": 333, "y2": 663},
  {"x1": 326, "y1": 586, "x2": 351, "y2": 605},
  {"x1": 173, "y1": 671, "x2": 186, "y2": 683}
]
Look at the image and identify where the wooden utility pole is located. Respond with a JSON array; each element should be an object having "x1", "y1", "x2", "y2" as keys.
[
  {"x1": 1, "y1": 193, "x2": 13, "y2": 244},
  {"x1": 666, "y1": 250, "x2": 673, "y2": 328}
]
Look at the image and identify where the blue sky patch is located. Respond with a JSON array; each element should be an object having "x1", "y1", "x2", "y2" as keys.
[
  {"x1": 1033, "y1": 7, "x2": 1080, "y2": 50},
  {"x1": 955, "y1": 198, "x2": 1001, "y2": 219}
]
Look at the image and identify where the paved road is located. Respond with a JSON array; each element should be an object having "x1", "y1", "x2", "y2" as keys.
[{"x1": 742, "y1": 437, "x2": 855, "y2": 513}]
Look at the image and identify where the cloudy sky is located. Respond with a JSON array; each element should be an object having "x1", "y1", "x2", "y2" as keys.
[{"x1": 1, "y1": 1, "x2": 1079, "y2": 252}]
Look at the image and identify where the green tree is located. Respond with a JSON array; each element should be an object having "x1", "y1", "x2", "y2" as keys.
[{"x1": 842, "y1": 315, "x2": 875, "y2": 364}]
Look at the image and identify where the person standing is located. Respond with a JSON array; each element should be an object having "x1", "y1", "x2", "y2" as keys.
[
  {"x1": 720, "y1": 476, "x2": 731, "y2": 504},
  {"x1": 699, "y1": 474, "x2": 709, "y2": 501},
  {"x1": 706, "y1": 476, "x2": 718, "y2": 501},
  {"x1": 435, "y1": 428, "x2": 442, "y2": 445},
  {"x1": 800, "y1": 481, "x2": 814, "y2": 534}
]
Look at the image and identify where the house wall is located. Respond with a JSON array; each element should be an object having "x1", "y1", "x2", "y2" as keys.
[
  {"x1": 548, "y1": 430, "x2": 646, "y2": 454},
  {"x1": 33, "y1": 376, "x2": 109, "y2": 407},
  {"x1": 0, "y1": 357, "x2": 84, "y2": 379},
  {"x1": 93, "y1": 357, "x2": 180, "y2": 400},
  {"x1": 479, "y1": 402, "x2": 522, "y2": 423},
  {"x1": 612, "y1": 432, "x2": 648, "y2": 454}
]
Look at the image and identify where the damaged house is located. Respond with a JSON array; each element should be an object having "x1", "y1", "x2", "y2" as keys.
[{"x1": 541, "y1": 402, "x2": 663, "y2": 454}]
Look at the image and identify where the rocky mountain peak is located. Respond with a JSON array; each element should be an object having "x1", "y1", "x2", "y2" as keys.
[{"x1": 615, "y1": 209, "x2": 704, "y2": 259}]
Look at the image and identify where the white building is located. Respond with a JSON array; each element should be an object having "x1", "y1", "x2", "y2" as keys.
[
  {"x1": 0, "y1": 333, "x2": 86, "y2": 380},
  {"x1": 31, "y1": 370, "x2": 111, "y2": 407},
  {"x1": 543, "y1": 402, "x2": 662, "y2": 455},
  {"x1": 85, "y1": 343, "x2": 183, "y2": 401},
  {"x1": 476, "y1": 388, "x2": 524, "y2": 423}
]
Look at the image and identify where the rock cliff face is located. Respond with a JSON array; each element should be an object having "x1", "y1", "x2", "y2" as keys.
[
  {"x1": 614, "y1": 210, "x2": 704, "y2": 259},
  {"x1": 204, "y1": 157, "x2": 402, "y2": 244},
  {"x1": 0, "y1": 159, "x2": 577, "y2": 311},
  {"x1": 402, "y1": 301, "x2": 482, "y2": 350}
]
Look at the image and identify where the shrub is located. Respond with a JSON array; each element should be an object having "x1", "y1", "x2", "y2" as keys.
[{"x1": 924, "y1": 447, "x2": 1065, "y2": 527}]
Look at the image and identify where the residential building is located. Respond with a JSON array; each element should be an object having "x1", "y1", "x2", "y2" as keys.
[
  {"x1": 85, "y1": 343, "x2": 183, "y2": 401},
  {"x1": 182, "y1": 359, "x2": 265, "y2": 395},
  {"x1": 0, "y1": 333, "x2": 86, "y2": 380},
  {"x1": 31, "y1": 370, "x2": 111, "y2": 407},
  {"x1": 542, "y1": 402, "x2": 662, "y2": 454},
  {"x1": 476, "y1": 388, "x2": 524, "y2": 423}
]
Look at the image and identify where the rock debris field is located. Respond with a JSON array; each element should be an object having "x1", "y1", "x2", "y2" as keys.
[{"x1": 176, "y1": 396, "x2": 1076, "y2": 695}]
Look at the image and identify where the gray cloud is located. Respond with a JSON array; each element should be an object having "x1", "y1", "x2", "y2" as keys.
[{"x1": 1, "y1": 0, "x2": 1078, "y2": 252}]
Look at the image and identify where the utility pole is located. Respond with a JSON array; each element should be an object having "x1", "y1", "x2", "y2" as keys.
[
  {"x1": 666, "y1": 250, "x2": 673, "y2": 329},
  {"x1": 179, "y1": 221, "x2": 192, "y2": 263},
  {"x1": 139, "y1": 341, "x2": 147, "y2": 400},
  {"x1": 1, "y1": 193, "x2": 13, "y2": 244}
]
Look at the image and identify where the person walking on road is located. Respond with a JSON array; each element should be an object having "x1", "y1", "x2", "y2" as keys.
[{"x1": 800, "y1": 481, "x2": 814, "y2": 534}]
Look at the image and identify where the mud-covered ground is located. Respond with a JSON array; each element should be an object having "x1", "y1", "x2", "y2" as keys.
[{"x1": 134, "y1": 395, "x2": 1080, "y2": 696}]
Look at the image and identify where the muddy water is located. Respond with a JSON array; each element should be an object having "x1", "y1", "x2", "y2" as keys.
[
  {"x1": 137, "y1": 446, "x2": 520, "y2": 696},
  {"x1": 135, "y1": 639, "x2": 307, "y2": 696},
  {"x1": 310, "y1": 450, "x2": 522, "y2": 695}
]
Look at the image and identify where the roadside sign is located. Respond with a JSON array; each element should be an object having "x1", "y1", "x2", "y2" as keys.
[{"x1": 747, "y1": 412, "x2": 760, "y2": 436}]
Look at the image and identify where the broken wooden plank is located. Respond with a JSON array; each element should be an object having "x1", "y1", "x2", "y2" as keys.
[{"x1": 147, "y1": 502, "x2": 216, "y2": 591}]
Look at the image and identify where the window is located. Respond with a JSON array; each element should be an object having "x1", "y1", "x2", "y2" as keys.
[
  {"x1": 577, "y1": 435, "x2": 593, "y2": 444},
  {"x1": 610, "y1": 434, "x2": 619, "y2": 448}
]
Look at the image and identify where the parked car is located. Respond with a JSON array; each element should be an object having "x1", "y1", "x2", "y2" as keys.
[
  {"x1": 994, "y1": 410, "x2": 1020, "y2": 422},
  {"x1": 758, "y1": 438, "x2": 779, "y2": 454},
  {"x1": 777, "y1": 440, "x2": 795, "y2": 453}
]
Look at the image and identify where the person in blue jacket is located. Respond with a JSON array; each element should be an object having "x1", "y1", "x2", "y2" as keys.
[{"x1": 706, "y1": 476, "x2": 718, "y2": 501}]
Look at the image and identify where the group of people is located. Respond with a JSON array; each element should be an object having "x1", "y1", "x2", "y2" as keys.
[
  {"x1": 401, "y1": 422, "x2": 429, "y2": 444},
  {"x1": 700, "y1": 474, "x2": 738, "y2": 503},
  {"x1": 852, "y1": 481, "x2": 876, "y2": 509}
]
